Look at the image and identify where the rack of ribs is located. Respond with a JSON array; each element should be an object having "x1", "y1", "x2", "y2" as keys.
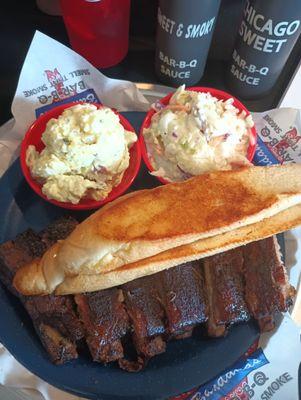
[
  {"x1": 0, "y1": 217, "x2": 296, "y2": 370},
  {"x1": 0, "y1": 217, "x2": 84, "y2": 364},
  {"x1": 204, "y1": 248, "x2": 250, "y2": 337}
]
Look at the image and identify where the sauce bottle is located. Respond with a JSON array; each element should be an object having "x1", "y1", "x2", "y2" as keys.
[
  {"x1": 155, "y1": 0, "x2": 221, "y2": 87},
  {"x1": 226, "y1": 0, "x2": 301, "y2": 99}
]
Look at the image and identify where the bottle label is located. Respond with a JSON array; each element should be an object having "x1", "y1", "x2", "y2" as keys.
[
  {"x1": 155, "y1": 0, "x2": 221, "y2": 86},
  {"x1": 227, "y1": 0, "x2": 301, "y2": 98},
  {"x1": 158, "y1": 7, "x2": 216, "y2": 39},
  {"x1": 158, "y1": 50, "x2": 198, "y2": 81},
  {"x1": 239, "y1": 2, "x2": 300, "y2": 53}
]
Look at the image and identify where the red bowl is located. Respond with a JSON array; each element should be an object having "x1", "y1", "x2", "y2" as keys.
[
  {"x1": 139, "y1": 86, "x2": 257, "y2": 185},
  {"x1": 20, "y1": 102, "x2": 141, "y2": 210}
]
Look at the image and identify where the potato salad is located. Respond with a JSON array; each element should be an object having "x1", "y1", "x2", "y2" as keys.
[{"x1": 26, "y1": 104, "x2": 136, "y2": 204}]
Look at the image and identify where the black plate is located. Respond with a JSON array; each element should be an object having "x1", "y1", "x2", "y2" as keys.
[{"x1": 0, "y1": 112, "x2": 264, "y2": 400}]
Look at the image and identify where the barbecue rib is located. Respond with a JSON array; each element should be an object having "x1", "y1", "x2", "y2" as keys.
[
  {"x1": 40, "y1": 216, "x2": 78, "y2": 248},
  {"x1": 75, "y1": 288, "x2": 129, "y2": 363},
  {"x1": 0, "y1": 229, "x2": 45, "y2": 296},
  {"x1": 160, "y1": 261, "x2": 208, "y2": 338},
  {"x1": 243, "y1": 236, "x2": 296, "y2": 331},
  {"x1": 204, "y1": 248, "x2": 250, "y2": 337},
  {"x1": 0, "y1": 217, "x2": 84, "y2": 364},
  {"x1": 23, "y1": 294, "x2": 84, "y2": 363},
  {"x1": 0, "y1": 217, "x2": 296, "y2": 370},
  {"x1": 122, "y1": 274, "x2": 166, "y2": 359}
]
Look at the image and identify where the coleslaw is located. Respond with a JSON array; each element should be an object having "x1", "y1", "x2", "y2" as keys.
[{"x1": 143, "y1": 86, "x2": 254, "y2": 182}]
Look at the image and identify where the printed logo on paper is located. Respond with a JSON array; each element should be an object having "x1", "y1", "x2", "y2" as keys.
[
  {"x1": 253, "y1": 136, "x2": 280, "y2": 166},
  {"x1": 35, "y1": 88, "x2": 101, "y2": 117},
  {"x1": 254, "y1": 113, "x2": 301, "y2": 164},
  {"x1": 186, "y1": 348, "x2": 269, "y2": 400},
  {"x1": 45, "y1": 68, "x2": 76, "y2": 101},
  {"x1": 21, "y1": 67, "x2": 101, "y2": 117},
  {"x1": 264, "y1": 127, "x2": 301, "y2": 163}
]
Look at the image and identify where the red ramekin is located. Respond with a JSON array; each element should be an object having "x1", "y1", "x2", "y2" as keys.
[
  {"x1": 20, "y1": 102, "x2": 141, "y2": 210},
  {"x1": 139, "y1": 87, "x2": 257, "y2": 185}
]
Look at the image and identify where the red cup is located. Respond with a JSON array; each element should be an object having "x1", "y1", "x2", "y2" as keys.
[
  {"x1": 60, "y1": 0, "x2": 131, "y2": 68},
  {"x1": 20, "y1": 102, "x2": 141, "y2": 210},
  {"x1": 140, "y1": 86, "x2": 257, "y2": 185}
]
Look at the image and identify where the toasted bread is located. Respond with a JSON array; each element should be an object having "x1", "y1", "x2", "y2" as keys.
[
  {"x1": 53, "y1": 203, "x2": 301, "y2": 294},
  {"x1": 13, "y1": 164, "x2": 301, "y2": 295}
]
